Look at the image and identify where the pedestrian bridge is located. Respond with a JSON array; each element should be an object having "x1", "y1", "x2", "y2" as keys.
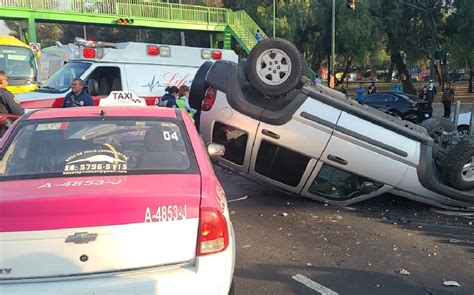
[{"x1": 0, "y1": 0, "x2": 267, "y2": 52}]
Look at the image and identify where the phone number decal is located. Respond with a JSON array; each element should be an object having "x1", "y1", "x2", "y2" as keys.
[{"x1": 144, "y1": 205, "x2": 187, "y2": 223}]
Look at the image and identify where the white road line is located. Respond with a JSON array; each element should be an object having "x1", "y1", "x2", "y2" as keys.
[
  {"x1": 292, "y1": 274, "x2": 339, "y2": 295},
  {"x1": 227, "y1": 195, "x2": 248, "y2": 203}
]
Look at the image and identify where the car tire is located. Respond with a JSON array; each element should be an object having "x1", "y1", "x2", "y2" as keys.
[
  {"x1": 442, "y1": 136, "x2": 474, "y2": 190},
  {"x1": 245, "y1": 38, "x2": 304, "y2": 97},
  {"x1": 189, "y1": 61, "x2": 213, "y2": 131},
  {"x1": 420, "y1": 117, "x2": 456, "y2": 136},
  {"x1": 189, "y1": 61, "x2": 213, "y2": 110}
]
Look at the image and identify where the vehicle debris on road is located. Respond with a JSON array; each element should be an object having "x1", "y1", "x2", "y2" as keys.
[
  {"x1": 398, "y1": 269, "x2": 411, "y2": 275},
  {"x1": 442, "y1": 280, "x2": 461, "y2": 287}
]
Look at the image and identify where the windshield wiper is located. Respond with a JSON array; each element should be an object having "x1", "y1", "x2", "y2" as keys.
[
  {"x1": 36, "y1": 85, "x2": 62, "y2": 93},
  {"x1": 8, "y1": 77, "x2": 36, "y2": 83},
  {"x1": 39, "y1": 85, "x2": 57, "y2": 90}
]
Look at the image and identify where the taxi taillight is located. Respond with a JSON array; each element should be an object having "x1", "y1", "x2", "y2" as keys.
[
  {"x1": 197, "y1": 207, "x2": 229, "y2": 256},
  {"x1": 201, "y1": 87, "x2": 217, "y2": 112},
  {"x1": 83, "y1": 48, "x2": 96, "y2": 58}
]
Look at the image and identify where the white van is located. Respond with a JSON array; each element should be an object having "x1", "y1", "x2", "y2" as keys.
[
  {"x1": 38, "y1": 42, "x2": 76, "y2": 82},
  {"x1": 19, "y1": 38, "x2": 238, "y2": 109}
]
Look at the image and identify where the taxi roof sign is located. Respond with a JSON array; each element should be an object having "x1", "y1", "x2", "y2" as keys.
[{"x1": 99, "y1": 91, "x2": 146, "y2": 107}]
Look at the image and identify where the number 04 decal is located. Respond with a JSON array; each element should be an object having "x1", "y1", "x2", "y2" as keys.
[{"x1": 163, "y1": 131, "x2": 179, "y2": 141}]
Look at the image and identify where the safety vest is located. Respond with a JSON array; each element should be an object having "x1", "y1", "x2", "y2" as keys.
[{"x1": 176, "y1": 97, "x2": 194, "y2": 121}]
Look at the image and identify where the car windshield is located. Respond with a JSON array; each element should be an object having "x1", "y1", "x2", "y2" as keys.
[
  {"x1": 0, "y1": 118, "x2": 195, "y2": 180},
  {"x1": 0, "y1": 46, "x2": 37, "y2": 85},
  {"x1": 37, "y1": 62, "x2": 91, "y2": 93}
]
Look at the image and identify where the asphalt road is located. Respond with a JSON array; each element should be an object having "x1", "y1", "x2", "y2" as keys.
[
  {"x1": 217, "y1": 167, "x2": 474, "y2": 295},
  {"x1": 219, "y1": 104, "x2": 474, "y2": 295}
]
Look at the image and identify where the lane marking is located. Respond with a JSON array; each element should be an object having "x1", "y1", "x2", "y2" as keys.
[
  {"x1": 227, "y1": 195, "x2": 248, "y2": 203},
  {"x1": 292, "y1": 274, "x2": 338, "y2": 295}
]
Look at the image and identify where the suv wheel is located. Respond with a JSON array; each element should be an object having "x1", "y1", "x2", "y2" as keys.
[
  {"x1": 189, "y1": 61, "x2": 213, "y2": 110},
  {"x1": 420, "y1": 117, "x2": 456, "y2": 136},
  {"x1": 442, "y1": 136, "x2": 474, "y2": 190},
  {"x1": 246, "y1": 38, "x2": 304, "y2": 97}
]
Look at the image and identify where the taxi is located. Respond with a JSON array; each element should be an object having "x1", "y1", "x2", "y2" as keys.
[{"x1": 0, "y1": 92, "x2": 235, "y2": 294}]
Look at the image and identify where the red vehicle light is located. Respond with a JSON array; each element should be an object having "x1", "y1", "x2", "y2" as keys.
[
  {"x1": 147, "y1": 45, "x2": 159, "y2": 56},
  {"x1": 201, "y1": 87, "x2": 217, "y2": 111},
  {"x1": 83, "y1": 48, "x2": 96, "y2": 58},
  {"x1": 212, "y1": 50, "x2": 222, "y2": 60},
  {"x1": 197, "y1": 207, "x2": 229, "y2": 256}
]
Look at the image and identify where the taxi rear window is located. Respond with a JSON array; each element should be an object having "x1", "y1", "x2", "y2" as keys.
[{"x1": 0, "y1": 118, "x2": 197, "y2": 180}]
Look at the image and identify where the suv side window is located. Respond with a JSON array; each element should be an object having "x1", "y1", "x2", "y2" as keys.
[
  {"x1": 308, "y1": 164, "x2": 383, "y2": 200},
  {"x1": 212, "y1": 122, "x2": 248, "y2": 166},
  {"x1": 255, "y1": 140, "x2": 310, "y2": 187},
  {"x1": 88, "y1": 66, "x2": 123, "y2": 95}
]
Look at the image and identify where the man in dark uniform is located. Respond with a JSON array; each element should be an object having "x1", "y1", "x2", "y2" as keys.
[
  {"x1": 0, "y1": 71, "x2": 24, "y2": 116},
  {"x1": 62, "y1": 78, "x2": 93, "y2": 107}
]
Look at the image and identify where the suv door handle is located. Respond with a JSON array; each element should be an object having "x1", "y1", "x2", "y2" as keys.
[
  {"x1": 327, "y1": 154, "x2": 348, "y2": 165},
  {"x1": 262, "y1": 129, "x2": 280, "y2": 139}
]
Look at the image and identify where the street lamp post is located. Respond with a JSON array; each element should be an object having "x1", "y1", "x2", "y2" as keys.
[
  {"x1": 273, "y1": 0, "x2": 276, "y2": 38},
  {"x1": 330, "y1": 0, "x2": 336, "y2": 88}
]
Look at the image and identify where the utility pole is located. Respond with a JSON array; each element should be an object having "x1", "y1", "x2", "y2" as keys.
[
  {"x1": 178, "y1": 0, "x2": 185, "y2": 46},
  {"x1": 273, "y1": 0, "x2": 276, "y2": 38},
  {"x1": 330, "y1": 0, "x2": 336, "y2": 88}
]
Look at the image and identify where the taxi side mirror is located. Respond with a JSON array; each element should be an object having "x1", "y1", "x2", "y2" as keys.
[
  {"x1": 207, "y1": 143, "x2": 225, "y2": 157},
  {"x1": 87, "y1": 79, "x2": 99, "y2": 96}
]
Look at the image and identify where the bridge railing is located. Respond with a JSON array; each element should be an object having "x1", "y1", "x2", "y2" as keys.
[
  {"x1": 234, "y1": 10, "x2": 268, "y2": 39},
  {"x1": 0, "y1": 0, "x2": 228, "y2": 24}
]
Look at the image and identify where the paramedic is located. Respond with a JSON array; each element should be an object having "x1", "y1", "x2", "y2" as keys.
[{"x1": 158, "y1": 86, "x2": 179, "y2": 108}]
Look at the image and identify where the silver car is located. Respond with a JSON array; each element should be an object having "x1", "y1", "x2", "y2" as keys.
[{"x1": 190, "y1": 38, "x2": 474, "y2": 211}]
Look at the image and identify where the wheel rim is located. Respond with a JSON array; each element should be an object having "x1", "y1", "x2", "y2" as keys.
[
  {"x1": 461, "y1": 157, "x2": 474, "y2": 182},
  {"x1": 458, "y1": 128, "x2": 469, "y2": 138},
  {"x1": 255, "y1": 48, "x2": 292, "y2": 86}
]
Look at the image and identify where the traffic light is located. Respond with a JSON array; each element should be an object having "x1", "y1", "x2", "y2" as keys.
[
  {"x1": 347, "y1": 0, "x2": 355, "y2": 10},
  {"x1": 116, "y1": 18, "x2": 134, "y2": 25}
]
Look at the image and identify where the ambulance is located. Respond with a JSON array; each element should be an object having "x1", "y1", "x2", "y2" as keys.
[
  {"x1": 38, "y1": 42, "x2": 76, "y2": 82},
  {"x1": 18, "y1": 37, "x2": 238, "y2": 109}
]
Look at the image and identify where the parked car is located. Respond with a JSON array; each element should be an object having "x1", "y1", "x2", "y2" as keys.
[
  {"x1": 0, "y1": 93, "x2": 235, "y2": 294},
  {"x1": 190, "y1": 38, "x2": 474, "y2": 211},
  {"x1": 360, "y1": 92, "x2": 430, "y2": 123}
]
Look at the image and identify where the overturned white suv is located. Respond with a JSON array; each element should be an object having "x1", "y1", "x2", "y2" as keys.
[{"x1": 190, "y1": 38, "x2": 474, "y2": 211}]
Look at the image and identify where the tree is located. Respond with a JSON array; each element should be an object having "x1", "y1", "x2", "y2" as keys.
[
  {"x1": 444, "y1": 0, "x2": 474, "y2": 93},
  {"x1": 368, "y1": 0, "x2": 447, "y2": 94}
]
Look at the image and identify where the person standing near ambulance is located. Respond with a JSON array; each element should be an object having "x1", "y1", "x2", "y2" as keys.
[
  {"x1": 157, "y1": 86, "x2": 179, "y2": 108},
  {"x1": 62, "y1": 78, "x2": 93, "y2": 107},
  {"x1": 176, "y1": 85, "x2": 196, "y2": 120},
  {"x1": 0, "y1": 71, "x2": 24, "y2": 116}
]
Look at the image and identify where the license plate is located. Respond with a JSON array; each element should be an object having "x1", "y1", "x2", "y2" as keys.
[{"x1": 424, "y1": 114, "x2": 429, "y2": 118}]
